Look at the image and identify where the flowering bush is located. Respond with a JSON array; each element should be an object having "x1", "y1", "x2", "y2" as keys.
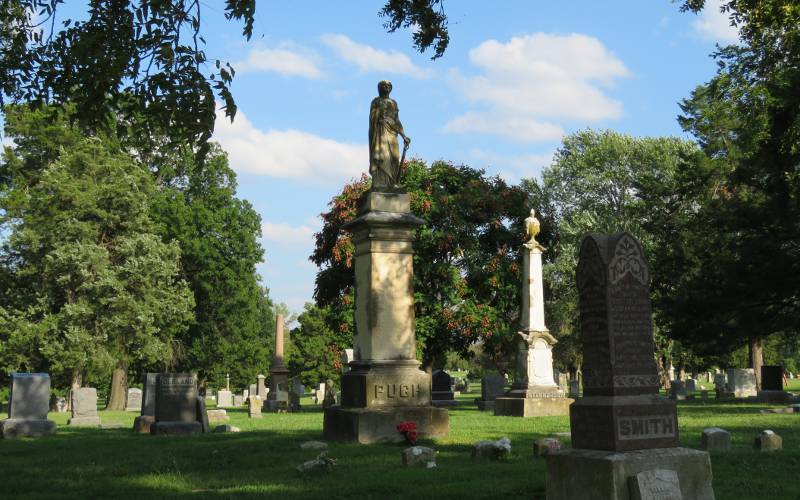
[{"x1": 396, "y1": 421, "x2": 418, "y2": 444}]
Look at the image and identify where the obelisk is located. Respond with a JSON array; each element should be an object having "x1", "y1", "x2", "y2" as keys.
[
  {"x1": 323, "y1": 81, "x2": 449, "y2": 443},
  {"x1": 266, "y1": 313, "x2": 290, "y2": 411},
  {"x1": 495, "y1": 209, "x2": 572, "y2": 417}
]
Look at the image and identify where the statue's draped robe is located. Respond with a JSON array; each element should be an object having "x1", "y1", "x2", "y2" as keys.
[{"x1": 369, "y1": 96, "x2": 403, "y2": 189}]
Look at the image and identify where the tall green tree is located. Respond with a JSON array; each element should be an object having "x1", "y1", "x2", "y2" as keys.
[
  {"x1": 0, "y1": 107, "x2": 194, "y2": 401},
  {"x1": 148, "y1": 143, "x2": 274, "y2": 390},
  {"x1": 675, "y1": 1, "x2": 800, "y2": 385}
]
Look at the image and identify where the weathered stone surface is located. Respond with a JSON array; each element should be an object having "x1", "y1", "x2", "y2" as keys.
[
  {"x1": 494, "y1": 396, "x2": 572, "y2": 417},
  {"x1": 402, "y1": 446, "x2": 436, "y2": 467},
  {"x1": 256, "y1": 374, "x2": 267, "y2": 399},
  {"x1": 233, "y1": 395, "x2": 244, "y2": 406},
  {"x1": 214, "y1": 424, "x2": 240, "y2": 433},
  {"x1": 150, "y1": 421, "x2": 202, "y2": 435},
  {"x1": 340, "y1": 363, "x2": 431, "y2": 408},
  {"x1": 754, "y1": 430, "x2": 782, "y2": 451},
  {"x1": 570, "y1": 234, "x2": 678, "y2": 452},
  {"x1": 700, "y1": 428, "x2": 730, "y2": 451},
  {"x1": 8, "y1": 373, "x2": 51, "y2": 420},
  {"x1": 300, "y1": 440, "x2": 329, "y2": 450},
  {"x1": 69, "y1": 387, "x2": 99, "y2": 426},
  {"x1": 297, "y1": 452, "x2": 336, "y2": 473},
  {"x1": 761, "y1": 366, "x2": 783, "y2": 391},
  {"x1": 726, "y1": 369, "x2": 757, "y2": 398},
  {"x1": 472, "y1": 437, "x2": 511, "y2": 459},
  {"x1": 216, "y1": 389, "x2": 233, "y2": 408},
  {"x1": 141, "y1": 373, "x2": 158, "y2": 416},
  {"x1": 323, "y1": 405, "x2": 449, "y2": 444},
  {"x1": 196, "y1": 396, "x2": 210, "y2": 433},
  {"x1": 125, "y1": 388, "x2": 142, "y2": 411},
  {"x1": 248, "y1": 395, "x2": 262, "y2": 419},
  {"x1": 155, "y1": 373, "x2": 197, "y2": 423},
  {"x1": 67, "y1": 416, "x2": 101, "y2": 426},
  {"x1": 0, "y1": 419, "x2": 57, "y2": 438},
  {"x1": 534, "y1": 438, "x2": 563, "y2": 457},
  {"x1": 206, "y1": 409, "x2": 229, "y2": 423},
  {"x1": 133, "y1": 415, "x2": 155, "y2": 434},
  {"x1": 546, "y1": 448, "x2": 714, "y2": 500},
  {"x1": 628, "y1": 469, "x2": 682, "y2": 500}
]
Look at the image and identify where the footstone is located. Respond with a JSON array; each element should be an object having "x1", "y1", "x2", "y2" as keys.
[
  {"x1": 534, "y1": 438, "x2": 562, "y2": 457},
  {"x1": 214, "y1": 424, "x2": 240, "y2": 433},
  {"x1": 546, "y1": 448, "x2": 714, "y2": 500},
  {"x1": 700, "y1": 428, "x2": 730, "y2": 451},
  {"x1": 301, "y1": 440, "x2": 329, "y2": 450},
  {"x1": 402, "y1": 446, "x2": 436, "y2": 467},
  {"x1": 754, "y1": 430, "x2": 782, "y2": 451},
  {"x1": 125, "y1": 388, "x2": 142, "y2": 411},
  {"x1": 472, "y1": 437, "x2": 511, "y2": 459},
  {"x1": 628, "y1": 469, "x2": 682, "y2": 500},
  {"x1": 206, "y1": 409, "x2": 229, "y2": 423}
]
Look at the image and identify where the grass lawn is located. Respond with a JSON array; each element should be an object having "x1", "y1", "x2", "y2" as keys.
[{"x1": 1, "y1": 388, "x2": 798, "y2": 499}]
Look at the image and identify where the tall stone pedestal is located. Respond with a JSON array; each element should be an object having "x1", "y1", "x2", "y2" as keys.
[
  {"x1": 546, "y1": 448, "x2": 714, "y2": 500},
  {"x1": 323, "y1": 191, "x2": 449, "y2": 443}
]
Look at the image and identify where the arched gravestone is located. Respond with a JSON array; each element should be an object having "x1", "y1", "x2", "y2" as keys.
[{"x1": 570, "y1": 233, "x2": 678, "y2": 451}]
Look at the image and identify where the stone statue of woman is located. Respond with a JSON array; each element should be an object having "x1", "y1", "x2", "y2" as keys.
[{"x1": 369, "y1": 80, "x2": 410, "y2": 190}]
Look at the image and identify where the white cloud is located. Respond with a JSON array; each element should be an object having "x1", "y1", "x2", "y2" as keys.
[
  {"x1": 693, "y1": 0, "x2": 739, "y2": 43},
  {"x1": 443, "y1": 112, "x2": 563, "y2": 143},
  {"x1": 262, "y1": 222, "x2": 315, "y2": 247},
  {"x1": 321, "y1": 34, "x2": 432, "y2": 79},
  {"x1": 234, "y1": 44, "x2": 323, "y2": 78},
  {"x1": 444, "y1": 33, "x2": 630, "y2": 142},
  {"x1": 469, "y1": 148, "x2": 554, "y2": 180},
  {"x1": 214, "y1": 108, "x2": 367, "y2": 183}
]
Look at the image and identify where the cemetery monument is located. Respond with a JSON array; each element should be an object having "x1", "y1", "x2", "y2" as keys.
[
  {"x1": 495, "y1": 210, "x2": 572, "y2": 417},
  {"x1": 0, "y1": 373, "x2": 57, "y2": 438},
  {"x1": 323, "y1": 81, "x2": 449, "y2": 443},
  {"x1": 125, "y1": 387, "x2": 142, "y2": 411},
  {"x1": 546, "y1": 233, "x2": 714, "y2": 499},
  {"x1": 150, "y1": 373, "x2": 203, "y2": 435},
  {"x1": 265, "y1": 313, "x2": 290, "y2": 411},
  {"x1": 68, "y1": 387, "x2": 101, "y2": 427}
]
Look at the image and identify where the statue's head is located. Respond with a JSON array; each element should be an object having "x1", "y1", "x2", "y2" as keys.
[
  {"x1": 378, "y1": 80, "x2": 392, "y2": 97},
  {"x1": 530, "y1": 208, "x2": 536, "y2": 217}
]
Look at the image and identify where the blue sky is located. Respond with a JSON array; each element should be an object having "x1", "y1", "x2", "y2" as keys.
[{"x1": 4, "y1": 1, "x2": 741, "y2": 314}]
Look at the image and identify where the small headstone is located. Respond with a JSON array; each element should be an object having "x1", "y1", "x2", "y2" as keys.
[
  {"x1": 248, "y1": 395, "x2": 262, "y2": 419},
  {"x1": 533, "y1": 437, "x2": 562, "y2": 457},
  {"x1": 297, "y1": 452, "x2": 337, "y2": 473},
  {"x1": 300, "y1": 440, "x2": 329, "y2": 450},
  {"x1": 216, "y1": 389, "x2": 233, "y2": 408},
  {"x1": 125, "y1": 388, "x2": 143, "y2": 412},
  {"x1": 256, "y1": 375, "x2": 267, "y2": 399},
  {"x1": 727, "y1": 368, "x2": 757, "y2": 398},
  {"x1": 754, "y1": 430, "x2": 782, "y2": 451},
  {"x1": 700, "y1": 428, "x2": 730, "y2": 451},
  {"x1": 669, "y1": 380, "x2": 686, "y2": 400},
  {"x1": 206, "y1": 409, "x2": 229, "y2": 423},
  {"x1": 402, "y1": 446, "x2": 436, "y2": 467},
  {"x1": 627, "y1": 469, "x2": 682, "y2": 500},
  {"x1": 0, "y1": 373, "x2": 57, "y2": 438},
  {"x1": 68, "y1": 388, "x2": 101, "y2": 427},
  {"x1": 475, "y1": 374, "x2": 505, "y2": 410},
  {"x1": 471, "y1": 437, "x2": 511, "y2": 459},
  {"x1": 432, "y1": 369, "x2": 455, "y2": 404},
  {"x1": 234, "y1": 394, "x2": 244, "y2": 406}
]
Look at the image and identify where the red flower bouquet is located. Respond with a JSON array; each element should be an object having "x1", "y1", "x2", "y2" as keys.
[{"x1": 396, "y1": 421, "x2": 418, "y2": 445}]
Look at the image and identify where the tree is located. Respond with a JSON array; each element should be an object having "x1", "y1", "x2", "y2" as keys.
[
  {"x1": 286, "y1": 303, "x2": 347, "y2": 388},
  {"x1": 0, "y1": 107, "x2": 194, "y2": 405},
  {"x1": 148, "y1": 144, "x2": 275, "y2": 390},
  {"x1": 0, "y1": 1, "x2": 450, "y2": 154},
  {"x1": 311, "y1": 160, "x2": 538, "y2": 374},
  {"x1": 674, "y1": 0, "x2": 800, "y2": 387},
  {"x1": 537, "y1": 129, "x2": 703, "y2": 377}
]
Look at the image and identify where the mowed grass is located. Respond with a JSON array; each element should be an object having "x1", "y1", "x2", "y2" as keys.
[{"x1": 0, "y1": 386, "x2": 798, "y2": 500}]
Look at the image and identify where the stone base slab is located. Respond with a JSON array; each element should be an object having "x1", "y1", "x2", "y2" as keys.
[
  {"x1": 494, "y1": 396, "x2": 573, "y2": 417},
  {"x1": 0, "y1": 418, "x2": 57, "y2": 438},
  {"x1": 323, "y1": 405, "x2": 449, "y2": 444},
  {"x1": 546, "y1": 447, "x2": 714, "y2": 500},
  {"x1": 476, "y1": 400, "x2": 495, "y2": 411},
  {"x1": 133, "y1": 415, "x2": 155, "y2": 434},
  {"x1": 757, "y1": 390, "x2": 793, "y2": 404},
  {"x1": 67, "y1": 416, "x2": 101, "y2": 427},
  {"x1": 150, "y1": 421, "x2": 202, "y2": 436}
]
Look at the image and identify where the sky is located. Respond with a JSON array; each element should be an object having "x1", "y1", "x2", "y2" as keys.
[{"x1": 5, "y1": 1, "x2": 741, "y2": 315}]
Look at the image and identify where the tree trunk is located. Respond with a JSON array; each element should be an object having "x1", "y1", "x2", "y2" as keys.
[
  {"x1": 106, "y1": 363, "x2": 127, "y2": 410},
  {"x1": 749, "y1": 338, "x2": 764, "y2": 391},
  {"x1": 67, "y1": 371, "x2": 83, "y2": 411}
]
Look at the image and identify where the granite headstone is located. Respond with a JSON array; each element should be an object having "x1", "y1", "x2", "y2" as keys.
[
  {"x1": 126, "y1": 388, "x2": 143, "y2": 412},
  {"x1": 1, "y1": 373, "x2": 57, "y2": 438},
  {"x1": 68, "y1": 387, "x2": 101, "y2": 426}
]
